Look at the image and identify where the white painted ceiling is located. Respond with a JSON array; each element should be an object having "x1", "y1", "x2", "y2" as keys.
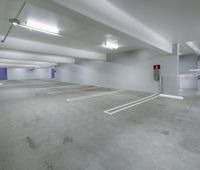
[
  {"x1": 0, "y1": 0, "x2": 145, "y2": 55},
  {"x1": 107, "y1": 0, "x2": 200, "y2": 43},
  {"x1": 52, "y1": 0, "x2": 173, "y2": 54},
  {"x1": 0, "y1": 0, "x2": 199, "y2": 67}
]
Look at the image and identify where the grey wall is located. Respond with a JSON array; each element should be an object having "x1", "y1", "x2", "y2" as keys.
[
  {"x1": 179, "y1": 54, "x2": 197, "y2": 74},
  {"x1": 198, "y1": 57, "x2": 200, "y2": 90},
  {"x1": 55, "y1": 49, "x2": 179, "y2": 94},
  {"x1": 7, "y1": 68, "x2": 51, "y2": 80},
  {"x1": 179, "y1": 54, "x2": 198, "y2": 89}
]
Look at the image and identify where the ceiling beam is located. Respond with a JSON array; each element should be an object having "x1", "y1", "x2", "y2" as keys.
[
  {"x1": 0, "y1": 36, "x2": 106, "y2": 61},
  {"x1": 0, "y1": 48, "x2": 75, "y2": 64},
  {"x1": 0, "y1": 58, "x2": 57, "y2": 67},
  {"x1": 0, "y1": 63, "x2": 46, "y2": 68},
  {"x1": 52, "y1": 0, "x2": 173, "y2": 54}
]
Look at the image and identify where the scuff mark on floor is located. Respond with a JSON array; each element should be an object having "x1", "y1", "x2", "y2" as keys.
[
  {"x1": 26, "y1": 137, "x2": 37, "y2": 149},
  {"x1": 63, "y1": 136, "x2": 73, "y2": 144}
]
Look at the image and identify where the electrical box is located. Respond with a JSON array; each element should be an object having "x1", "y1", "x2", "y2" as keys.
[{"x1": 153, "y1": 64, "x2": 160, "y2": 81}]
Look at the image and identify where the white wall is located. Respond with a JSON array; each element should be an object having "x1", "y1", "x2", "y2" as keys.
[
  {"x1": 179, "y1": 75, "x2": 197, "y2": 89},
  {"x1": 55, "y1": 49, "x2": 179, "y2": 94},
  {"x1": 179, "y1": 54, "x2": 198, "y2": 89},
  {"x1": 108, "y1": 50, "x2": 179, "y2": 94},
  {"x1": 7, "y1": 68, "x2": 51, "y2": 80}
]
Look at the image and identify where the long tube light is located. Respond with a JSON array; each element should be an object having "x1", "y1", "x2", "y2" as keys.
[
  {"x1": 19, "y1": 19, "x2": 60, "y2": 36},
  {"x1": 102, "y1": 41, "x2": 119, "y2": 50}
]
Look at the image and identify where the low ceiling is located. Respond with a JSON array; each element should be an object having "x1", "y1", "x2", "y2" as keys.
[
  {"x1": 105, "y1": 0, "x2": 200, "y2": 56},
  {"x1": 0, "y1": 0, "x2": 145, "y2": 53},
  {"x1": 107, "y1": 0, "x2": 200, "y2": 43},
  {"x1": 0, "y1": 0, "x2": 199, "y2": 68}
]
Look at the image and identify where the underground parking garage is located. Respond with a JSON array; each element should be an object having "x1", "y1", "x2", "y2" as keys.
[{"x1": 0, "y1": 0, "x2": 200, "y2": 170}]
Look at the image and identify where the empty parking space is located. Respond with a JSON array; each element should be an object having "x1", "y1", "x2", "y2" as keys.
[
  {"x1": 0, "y1": 80, "x2": 200, "y2": 170},
  {"x1": 1, "y1": 0, "x2": 200, "y2": 169}
]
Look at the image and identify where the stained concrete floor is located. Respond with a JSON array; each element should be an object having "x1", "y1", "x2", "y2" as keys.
[{"x1": 0, "y1": 79, "x2": 200, "y2": 170}]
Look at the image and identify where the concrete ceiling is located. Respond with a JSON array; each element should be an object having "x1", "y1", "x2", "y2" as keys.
[
  {"x1": 107, "y1": 0, "x2": 200, "y2": 43},
  {"x1": 19, "y1": 2, "x2": 144, "y2": 54},
  {"x1": 0, "y1": 0, "x2": 199, "y2": 68},
  {"x1": 52, "y1": 0, "x2": 173, "y2": 54},
  {"x1": 0, "y1": 48, "x2": 75, "y2": 68},
  {"x1": 0, "y1": 0, "x2": 146, "y2": 61}
]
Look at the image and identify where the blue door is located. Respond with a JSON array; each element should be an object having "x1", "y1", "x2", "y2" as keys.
[
  {"x1": 0, "y1": 68, "x2": 7, "y2": 80},
  {"x1": 51, "y1": 68, "x2": 56, "y2": 79}
]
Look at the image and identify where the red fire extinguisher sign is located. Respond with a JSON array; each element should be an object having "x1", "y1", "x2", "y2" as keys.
[
  {"x1": 153, "y1": 64, "x2": 161, "y2": 70},
  {"x1": 153, "y1": 64, "x2": 161, "y2": 81}
]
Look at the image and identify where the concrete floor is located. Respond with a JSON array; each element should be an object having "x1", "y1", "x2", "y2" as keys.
[{"x1": 0, "y1": 79, "x2": 200, "y2": 170}]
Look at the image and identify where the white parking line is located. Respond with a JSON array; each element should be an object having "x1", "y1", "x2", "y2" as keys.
[
  {"x1": 36, "y1": 84, "x2": 82, "y2": 90},
  {"x1": 3, "y1": 81, "x2": 62, "y2": 87},
  {"x1": 66, "y1": 90, "x2": 124, "y2": 102},
  {"x1": 47, "y1": 86, "x2": 99, "y2": 95},
  {"x1": 104, "y1": 93, "x2": 159, "y2": 115},
  {"x1": 159, "y1": 94, "x2": 184, "y2": 100}
]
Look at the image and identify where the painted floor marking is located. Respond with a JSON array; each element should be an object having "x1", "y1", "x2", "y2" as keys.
[
  {"x1": 3, "y1": 81, "x2": 61, "y2": 87},
  {"x1": 104, "y1": 93, "x2": 159, "y2": 115},
  {"x1": 47, "y1": 86, "x2": 100, "y2": 95},
  {"x1": 159, "y1": 94, "x2": 184, "y2": 100},
  {"x1": 66, "y1": 90, "x2": 124, "y2": 102},
  {"x1": 36, "y1": 84, "x2": 84, "y2": 90}
]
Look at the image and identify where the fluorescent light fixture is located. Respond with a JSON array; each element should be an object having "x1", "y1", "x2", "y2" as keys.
[
  {"x1": 13, "y1": 22, "x2": 18, "y2": 26},
  {"x1": 9, "y1": 18, "x2": 21, "y2": 26},
  {"x1": 26, "y1": 20, "x2": 59, "y2": 33},
  {"x1": 19, "y1": 19, "x2": 60, "y2": 36},
  {"x1": 102, "y1": 41, "x2": 119, "y2": 50}
]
